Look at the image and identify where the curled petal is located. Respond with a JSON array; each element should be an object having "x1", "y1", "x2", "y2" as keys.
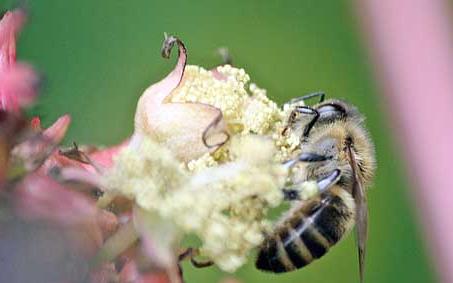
[{"x1": 133, "y1": 35, "x2": 228, "y2": 161}]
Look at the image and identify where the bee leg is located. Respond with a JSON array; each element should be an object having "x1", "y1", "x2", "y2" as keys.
[
  {"x1": 287, "y1": 92, "x2": 325, "y2": 105},
  {"x1": 190, "y1": 258, "x2": 214, "y2": 268},
  {"x1": 178, "y1": 247, "x2": 214, "y2": 269},
  {"x1": 317, "y1": 169, "x2": 341, "y2": 193},
  {"x1": 282, "y1": 106, "x2": 320, "y2": 137},
  {"x1": 282, "y1": 152, "x2": 332, "y2": 168},
  {"x1": 283, "y1": 169, "x2": 341, "y2": 201},
  {"x1": 296, "y1": 106, "x2": 320, "y2": 139}
]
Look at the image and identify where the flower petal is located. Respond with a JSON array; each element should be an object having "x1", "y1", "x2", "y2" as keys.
[
  {"x1": 13, "y1": 173, "x2": 103, "y2": 257},
  {"x1": 11, "y1": 115, "x2": 71, "y2": 172},
  {"x1": 88, "y1": 140, "x2": 128, "y2": 169},
  {"x1": 43, "y1": 114, "x2": 71, "y2": 144},
  {"x1": 0, "y1": 9, "x2": 26, "y2": 69},
  {"x1": 133, "y1": 35, "x2": 228, "y2": 162},
  {"x1": 89, "y1": 263, "x2": 117, "y2": 283},
  {"x1": 119, "y1": 260, "x2": 170, "y2": 283},
  {"x1": 133, "y1": 206, "x2": 180, "y2": 270},
  {"x1": 0, "y1": 10, "x2": 39, "y2": 113},
  {"x1": 0, "y1": 63, "x2": 39, "y2": 112}
]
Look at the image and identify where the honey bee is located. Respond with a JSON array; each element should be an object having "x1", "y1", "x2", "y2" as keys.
[{"x1": 256, "y1": 93, "x2": 376, "y2": 283}]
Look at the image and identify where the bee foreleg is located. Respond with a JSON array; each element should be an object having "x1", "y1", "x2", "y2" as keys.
[
  {"x1": 282, "y1": 103, "x2": 321, "y2": 136},
  {"x1": 317, "y1": 169, "x2": 341, "y2": 192},
  {"x1": 294, "y1": 106, "x2": 320, "y2": 138},
  {"x1": 283, "y1": 169, "x2": 341, "y2": 201}
]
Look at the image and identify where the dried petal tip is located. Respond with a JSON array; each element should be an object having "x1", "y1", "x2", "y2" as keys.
[{"x1": 161, "y1": 33, "x2": 186, "y2": 59}]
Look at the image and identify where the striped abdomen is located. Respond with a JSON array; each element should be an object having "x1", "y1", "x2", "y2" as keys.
[{"x1": 256, "y1": 188, "x2": 355, "y2": 273}]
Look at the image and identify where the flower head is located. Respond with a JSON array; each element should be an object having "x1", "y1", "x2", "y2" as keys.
[{"x1": 103, "y1": 35, "x2": 322, "y2": 273}]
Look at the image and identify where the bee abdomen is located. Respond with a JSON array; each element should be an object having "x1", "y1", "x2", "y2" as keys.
[{"x1": 256, "y1": 193, "x2": 354, "y2": 273}]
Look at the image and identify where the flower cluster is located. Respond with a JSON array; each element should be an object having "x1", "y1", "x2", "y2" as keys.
[
  {"x1": 102, "y1": 35, "x2": 320, "y2": 273},
  {"x1": 105, "y1": 135, "x2": 287, "y2": 272},
  {"x1": 0, "y1": 8, "x2": 323, "y2": 283}
]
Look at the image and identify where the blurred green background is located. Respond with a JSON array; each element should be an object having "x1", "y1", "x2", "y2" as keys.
[{"x1": 4, "y1": 0, "x2": 436, "y2": 282}]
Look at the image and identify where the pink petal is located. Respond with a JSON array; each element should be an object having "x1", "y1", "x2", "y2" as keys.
[
  {"x1": 119, "y1": 260, "x2": 170, "y2": 283},
  {"x1": 0, "y1": 63, "x2": 39, "y2": 112},
  {"x1": 30, "y1": 116, "x2": 41, "y2": 130},
  {"x1": 0, "y1": 9, "x2": 26, "y2": 70},
  {"x1": 88, "y1": 140, "x2": 128, "y2": 169},
  {"x1": 0, "y1": 10, "x2": 39, "y2": 113},
  {"x1": 210, "y1": 67, "x2": 228, "y2": 81},
  {"x1": 43, "y1": 114, "x2": 71, "y2": 144},
  {"x1": 133, "y1": 35, "x2": 228, "y2": 162},
  {"x1": 97, "y1": 209, "x2": 119, "y2": 240},
  {"x1": 12, "y1": 115, "x2": 71, "y2": 172},
  {"x1": 58, "y1": 166, "x2": 104, "y2": 188},
  {"x1": 13, "y1": 173, "x2": 103, "y2": 257},
  {"x1": 89, "y1": 263, "x2": 118, "y2": 283}
]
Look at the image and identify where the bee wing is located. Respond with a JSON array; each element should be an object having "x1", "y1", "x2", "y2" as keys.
[{"x1": 347, "y1": 145, "x2": 368, "y2": 283}]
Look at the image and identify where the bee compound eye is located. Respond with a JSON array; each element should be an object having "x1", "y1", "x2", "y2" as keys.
[{"x1": 317, "y1": 104, "x2": 346, "y2": 121}]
